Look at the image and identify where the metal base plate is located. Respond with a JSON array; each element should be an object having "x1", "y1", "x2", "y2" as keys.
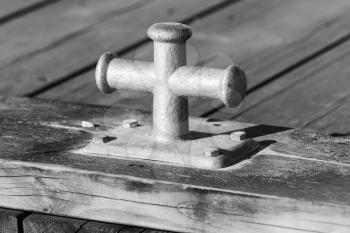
[{"x1": 76, "y1": 118, "x2": 259, "y2": 169}]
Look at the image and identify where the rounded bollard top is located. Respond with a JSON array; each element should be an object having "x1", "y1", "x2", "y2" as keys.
[
  {"x1": 95, "y1": 52, "x2": 116, "y2": 94},
  {"x1": 221, "y1": 65, "x2": 247, "y2": 108},
  {"x1": 147, "y1": 22, "x2": 192, "y2": 43}
]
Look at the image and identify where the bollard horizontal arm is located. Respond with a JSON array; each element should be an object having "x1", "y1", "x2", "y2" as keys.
[
  {"x1": 96, "y1": 52, "x2": 156, "y2": 94},
  {"x1": 169, "y1": 65, "x2": 247, "y2": 107}
]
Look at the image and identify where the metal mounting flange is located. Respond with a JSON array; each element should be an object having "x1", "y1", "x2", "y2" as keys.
[{"x1": 78, "y1": 118, "x2": 259, "y2": 169}]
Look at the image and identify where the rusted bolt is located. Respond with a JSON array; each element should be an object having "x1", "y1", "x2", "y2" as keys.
[
  {"x1": 81, "y1": 120, "x2": 95, "y2": 128},
  {"x1": 93, "y1": 135, "x2": 116, "y2": 143},
  {"x1": 122, "y1": 119, "x2": 138, "y2": 128},
  {"x1": 230, "y1": 131, "x2": 247, "y2": 141},
  {"x1": 203, "y1": 146, "x2": 221, "y2": 157}
]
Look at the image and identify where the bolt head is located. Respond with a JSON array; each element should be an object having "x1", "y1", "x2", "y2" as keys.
[
  {"x1": 93, "y1": 135, "x2": 116, "y2": 143},
  {"x1": 122, "y1": 119, "x2": 138, "y2": 128},
  {"x1": 204, "y1": 146, "x2": 221, "y2": 157},
  {"x1": 230, "y1": 131, "x2": 247, "y2": 141},
  {"x1": 81, "y1": 120, "x2": 95, "y2": 128}
]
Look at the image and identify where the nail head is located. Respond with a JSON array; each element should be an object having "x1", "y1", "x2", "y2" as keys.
[{"x1": 230, "y1": 131, "x2": 247, "y2": 141}]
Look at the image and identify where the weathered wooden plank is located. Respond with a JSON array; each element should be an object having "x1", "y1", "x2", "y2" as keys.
[
  {"x1": 0, "y1": 96, "x2": 349, "y2": 233},
  {"x1": 0, "y1": 0, "x2": 149, "y2": 65},
  {"x1": 306, "y1": 96, "x2": 350, "y2": 135},
  {"x1": 0, "y1": 0, "x2": 227, "y2": 96},
  {"x1": 22, "y1": 215, "x2": 166, "y2": 233},
  {"x1": 0, "y1": 0, "x2": 50, "y2": 21},
  {"x1": 37, "y1": 0, "x2": 350, "y2": 116},
  {"x1": 23, "y1": 213, "x2": 86, "y2": 233},
  {"x1": 0, "y1": 208, "x2": 27, "y2": 233},
  {"x1": 118, "y1": 227, "x2": 144, "y2": 233},
  {"x1": 76, "y1": 221, "x2": 125, "y2": 233},
  {"x1": 210, "y1": 33, "x2": 350, "y2": 134}
]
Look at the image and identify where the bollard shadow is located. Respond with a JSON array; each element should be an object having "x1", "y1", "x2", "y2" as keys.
[
  {"x1": 189, "y1": 121, "x2": 290, "y2": 140},
  {"x1": 233, "y1": 124, "x2": 290, "y2": 139},
  {"x1": 188, "y1": 131, "x2": 214, "y2": 140},
  {"x1": 188, "y1": 123, "x2": 290, "y2": 166}
]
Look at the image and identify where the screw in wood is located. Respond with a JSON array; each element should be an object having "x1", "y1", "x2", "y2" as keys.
[
  {"x1": 230, "y1": 131, "x2": 247, "y2": 141},
  {"x1": 122, "y1": 119, "x2": 138, "y2": 128},
  {"x1": 203, "y1": 146, "x2": 221, "y2": 157}
]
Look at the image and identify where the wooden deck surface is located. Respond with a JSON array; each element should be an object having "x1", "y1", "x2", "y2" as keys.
[{"x1": 0, "y1": 0, "x2": 350, "y2": 232}]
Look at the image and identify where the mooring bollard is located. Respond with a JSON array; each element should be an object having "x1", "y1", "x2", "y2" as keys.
[
  {"x1": 96, "y1": 22, "x2": 247, "y2": 142},
  {"x1": 91, "y1": 22, "x2": 257, "y2": 169}
]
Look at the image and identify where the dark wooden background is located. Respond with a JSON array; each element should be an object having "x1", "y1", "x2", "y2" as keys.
[{"x1": 1, "y1": 0, "x2": 350, "y2": 232}]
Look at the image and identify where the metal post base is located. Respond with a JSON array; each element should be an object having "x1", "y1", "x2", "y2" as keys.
[{"x1": 76, "y1": 118, "x2": 259, "y2": 169}]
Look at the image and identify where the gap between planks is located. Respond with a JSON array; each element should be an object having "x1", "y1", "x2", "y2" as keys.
[
  {"x1": 202, "y1": 26, "x2": 350, "y2": 118},
  {"x1": 0, "y1": 0, "x2": 59, "y2": 26},
  {"x1": 35, "y1": 0, "x2": 350, "y2": 124},
  {"x1": 0, "y1": 0, "x2": 236, "y2": 96},
  {"x1": 25, "y1": 0, "x2": 240, "y2": 97},
  {"x1": 0, "y1": 207, "x2": 170, "y2": 233},
  {"x1": 0, "y1": 0, "x2": 156, "y2": 67},
  {"x1": 209, "y1": 34, "x2": 350, "y2": 134}
]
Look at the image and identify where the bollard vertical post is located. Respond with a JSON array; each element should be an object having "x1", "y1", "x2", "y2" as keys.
[{"x1": 147, "y1": 23, "x2": 192, "y2": 142}]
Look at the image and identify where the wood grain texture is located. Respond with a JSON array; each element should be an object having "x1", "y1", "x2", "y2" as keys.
[
  {"x1": 23, "y1": 213, "x2": 86, "y2": 233},
  {"x1": 0, "y1": 0, "x2": 49, "y2": 20},
  {"x1": 37, "y1": 0, "x2": 350, "y2": 116},
  {"x1": 22, "y1": 215, "x2": 168, "y2": 233},
  {"x1": 306, "y1": 96, "x2": 350, "y2": 135},
  {"x1": 210, "y1": 32, "x2": 350, "y2": 134},
  {"x1": 0, "y1": 0, "x2": 149, "y2": 65},
  {"x1": 0, "y1": 208, "x2": 27, "y2": 233},
  {"x1": 0, "y1": 96, "x2": 348, "y2": 233},
  {"x1": 77, "y1": 221, "x2": 169, "y2": 233},
  {"x1": 76, "y1": 221, "x2": 126, "y2": 233},
  {"x1": 142, "y1": 230, "x2": 171, "y2": 233},
  {"x1": 0, "y1": 0, "x2": 227, "y2": 96},
  {"x1": 118, "y1": 227, "x2": 145, "y2": 233}
]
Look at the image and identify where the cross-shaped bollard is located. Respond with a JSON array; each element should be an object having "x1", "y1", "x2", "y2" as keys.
[
  {"x1": 96, "y1": 22, "x2": 247, "y2": 143},
  {"x1": 91, "y1": 22, "x2": 258, "y2": 168}
]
